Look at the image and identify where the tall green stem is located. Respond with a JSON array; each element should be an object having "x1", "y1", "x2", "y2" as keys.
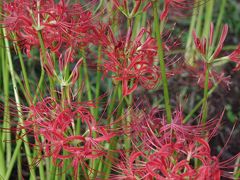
[
  {"x1": 3, "y1": 28, "x2": 36, "y2": 180},
  {"x1": 202, "y1": 63, "x2": 210, "y2": 123},
  {"x1": 184, "y1": 82, "x2": 218, "y2": 123},
  {"x1": 210, "y1": 0, "x2": 227, "y2": 54},
  {"x1": 13, "y1": 34, "x2": 32, "y2": 104},
  {"x1": 185, "y1": 0, "x2": 198, "y2": 65},
  {"x1": 0, "y1": 28, "x2": 8, "y2": 176},
  {"x1": 203, "y1": 0, "x2": 214, "y2": 38},
  {"x1": 95, "y1": 45, "x2": 102, "y2": 119},
  {"x1": 153, "y1": 1, "x2": 172, "y2": 123},
  {"x1": 82, "y1": 49, "x2": 94, "y2": 114},
  {"x1": 33, "y1": 31, "x2": 47, "y2": 104}
]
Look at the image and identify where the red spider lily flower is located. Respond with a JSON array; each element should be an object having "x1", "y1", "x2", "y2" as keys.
[
  {"x1": 193, "y1": 23, "x2": 228, "y2": 60},
  {"x1": 184, "y1": 61, "x2": 231, "y2": 89},
  {"x1": 98, "y1": 26, "x2": 160, "y2": 96},
  {"x1": 43, "y1": 49, "x2": 83, "y2": 85},
  {"x1": 110, "y1": 151, "x2": 150, "y2": 180},
  {"x1": 112, "y1": 107, "x2": 239, "y2": 179},
  {"x1": 160, "y1": 0, "x2": 196, "y2": 20},
  {"x1": 1, "y1": 0, "x2": 94, "y2": 56},
  {"x1": 228, "y1": 45, "x2": 240, "y2": 71},
  {"x1": 18, "y1": 97, "x2": 116, "y2": 178}
]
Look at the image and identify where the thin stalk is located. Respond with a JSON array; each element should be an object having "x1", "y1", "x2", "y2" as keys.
[
  {"x1": 61, "y1": 85, "x2": 67, "y2": 180},
  {"x1": 234, "y1": 157, "x2": 240, "y2": 178},
  {"x1": 17, "y1": 152, "x2": 22, "y2": 180},
  {"x1": 13, "y1": 34, "x2": 32, "y2": 103},
  {"x1": 210, "y1": 0, "x2": 227, "y2": 55},
  {"x1": 184, "y1": 82, "x2": 218, "y2": 123},
  {"x1": 94, "y1": 45, "x2": 102, "y2": 119},
  {"x1": 103, "y1": 84, "x2": 121, "y2": 179},
  {"x1": 0, "y1": 137, "x2": 5, "y2": 178},
  {"x1": 196, "y1": 0, "x2": 204, "y2": 36},
  {"x1": 202, "y1": 0, "x2": 214, "y2": 38},
  {"x1": 4, "y1": 139, "x2": 23, "y2": 180},
  {"x1": 94, "y1": 0, "x2": 104, "y2": 14},
  {"x1": 82, "y1": 49, "x2": 94, "y2": 114},
  {"x1": 1, "y1": 28, "x2": 8, "y2": 175},
  {"x1": 153, "y1": 1, "x2": 172, "y2": 123},
  {"x1": 185, "y1": 0, "x2": 198, "y2": 65},
  {"x1": 107, "y1": 84, "x2": 119, "y2": 121},
  {"x1": 33, "y1": 31, "x2": 48, "y2": 104},
  {"x1": 49, "y1": 158, "x2": 57, "y2": 180},
  {"x1": 3, "y1": 28, "x2": 37, "y2": 180},
  {"x1": 202, "y1": 63, "x2": 210, "y2": 123},
  {"x1": 90, "y1": 45, "x2": 102, "y2": 179}
]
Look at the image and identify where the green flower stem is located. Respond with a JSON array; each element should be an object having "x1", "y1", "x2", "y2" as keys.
[
  {"x1": 13, "y1": 34, "x2": 32, "y2": 104},
  {"x1": 49, "y1": 158, "x2": 57, "y2": 180},
  {"x1": 153, "y1": 1, "x2": 172, "y2": 123},
  {"x1": 103, "y1": 84, "x2": 122, "y2": 179},
  {"x1": 234, "y1": 157, "x2": 240, "y2": 178},
  {"x1": 0, "y1": 142, "x2": 5, "y2": 178},
  {"x1": 94, "y1": 45, "x2": 102, "y2": 119},
  {"x1": 210, "y1": 0, "x2": 227, "y2": 55},
  {"x1": 196, "y1": 1, "x2": 204, "y2": 36},
  {"x1": 33, "y1": 31, "x2": 48, "y2": 104},
  {"x1": 185, "y1": 0, "x2": 198, "y2": 65},
  {"x1": 94, "y1": 0, "x2": 104, "y2": 14},
  {"x1": 90, "y1": 45, "x2": 102, "y2": 179},
  {"x1": 3, "y1": 28, "x2": 37, "y2": 180},
  {"x1": 202, "y1": 63, "x2": 210, "y2": 123},
  {"x1": 4, "y1": 138, "x2": 23, "y2": 180},
  {"x1": 107, "y1": 84, "x2": 119, "y2": 122},
  {"x1": 1, "y1": 29, "x2": 8, "y2": 176},
  {"x1": 203, "y1": 0, "x2": 214, "y2": 38},
  {"x1": 82, "y1": 49, "x2": 93, "y2": 114},
  {"x1": 82, "y1": 46, "x2": 96, "y2": 178},
  {"x1": 184, "y1": 82, "x2": 218, "y2": 123},
  {"x1": 17, "y1": 152, "x2": 22, "y2": 180},
  {"x1": 61, "y1": 85, "x2": 67, "y2": 180}
]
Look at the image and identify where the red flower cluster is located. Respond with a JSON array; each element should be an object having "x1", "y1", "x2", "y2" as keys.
[
  {"x1": 2, "y1": 0, "x2": 94, "y2": 56},
  {"x1": 21, "y1": 97, "x2": 115, "y2": 178},
  {"x1": 111, "y1": 108, "x2": 238, "y2": 179},
  {"x1": 229, "y1": 45, "x2": 240, "y2": 71},
  {"x1": 185, "y1": 61, "x2": 231, "y2": 89},
  {"x1": 97, "y1": 26, "x2": 160, "y2": 96},
  {"x1": 193, "y1": 23, "x2": 228, "y2": 59},
  {"x1": 190, "y1": 23, "x2": 231, "y2": 89},
  {"x1": 161, "y1": 0, "x2": 195, "y2": 20}
]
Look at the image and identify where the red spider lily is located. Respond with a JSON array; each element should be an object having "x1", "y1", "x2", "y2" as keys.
[
  {"x1": 160, "y1": 0, "x2": 196, "y2": 20},
  {"x1": 228, "y1": 45, "x2": 240, "y2": 71},
  {"x1": 141, "y1": 0, "x2": 197, "y2": 20},
  {"x1": 97, "y1": 26, "x2": 160, "y2": 96},
  {"x1": 1, "y1": 0, "x2": 94, "y2": 56},
  {"x1": 193, "y1": 23, "x2": 228, "y2": 60},
  {"x1": 184, "y1": 61, "x2": 231, "y2": 89},
  {"x1": 110, "y1": 151, "x2": 150, "y2": 180},
  {"x1": 44, "y1": 48, "x2": 83, "y2": 84},
  {"x1": 111, "y1": 107, "x2": 239, "y2": 179},
  {"x1": 18, "y1": 97, "x2": 116, "y2": 178}
]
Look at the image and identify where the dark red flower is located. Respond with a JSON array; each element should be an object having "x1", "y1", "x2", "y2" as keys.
[
  {"x1": 99, "y1": 26, "x2": 160, "y2": 96},
  {"x1": 185, "y1": 61, "x2": 231, "y2": 89},
  {"x1": 229, "y1": 45, "x2": 240, "y2": 71},
  {"x1": 2, "y1": 0, "x2": 94, "y2": 56},
  {"x1": 160, "y1": 0, "x2": 196, "y2": 20},
  {"x1": 111, "y1": 107, "x2": 239, "y2": 179},
  {"x1": 192, "y1": 23, "x2": 228, "y2": 60},
  {"x1": 19, "y1": 97, "x2": 116, "y2": 178}
]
